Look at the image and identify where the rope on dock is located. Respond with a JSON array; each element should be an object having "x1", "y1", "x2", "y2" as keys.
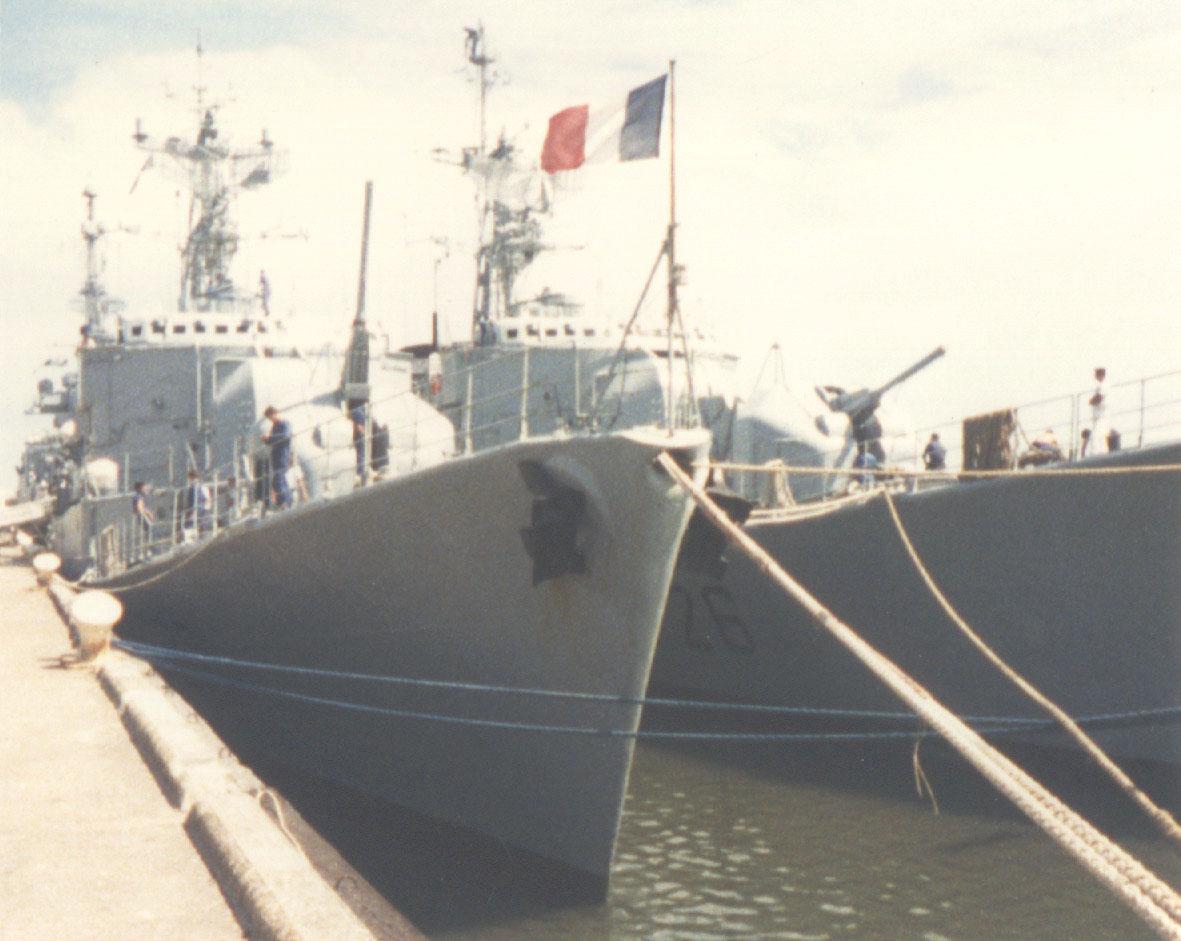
[
  {"x1": 656, "y1": 450, "x2": 1181, "y2": 941},
  {"x1": 881, "y1": 488, "x2": 1181, "y2": 848}
]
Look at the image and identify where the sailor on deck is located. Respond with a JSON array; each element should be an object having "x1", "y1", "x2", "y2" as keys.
[
  {"x1": 922, "y1": 433, "x2": 947, "y2": 471},
  {"x1": 1020, "y1": 427, "x2": 1063, "y2": 467},
  {"x1": 131, "y1": 481, "x2": 155, "y2": 557},
  {"x1": 184, "y1": 470, "x2": 212, "y2": 534},
  {"x1": 1088, "y1": 366, "x2": 1110, "y2": 451},
  {"x1": 263, "y1": 405, "x2": 294, "y2": 509},
  {"x1": 852, "y1": 450, "x2": 879, "y2": 488},
  {"x1": 350, "y1": 405, "x2": 368, "y2": 486}
]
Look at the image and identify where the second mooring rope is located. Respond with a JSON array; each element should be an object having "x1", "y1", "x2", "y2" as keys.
[
  {"x1": 881, "y1": 488, "x2": 1181, "y2": 847},
  {"x1": 657, "y1": 451, "x2": 1181, "y2": 941},
  {"x1": 706, "y1": 459, "x2": 1181, "y2": 480}
]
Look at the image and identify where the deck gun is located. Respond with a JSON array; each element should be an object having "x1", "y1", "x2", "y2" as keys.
[{"x1": 816, "y1": 346, "x2": 946, "y2": 459}]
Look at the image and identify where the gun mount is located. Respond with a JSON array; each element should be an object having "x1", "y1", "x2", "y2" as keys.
[{"x1": 816, "y1": 346, "x2": 946, "y2": 458}]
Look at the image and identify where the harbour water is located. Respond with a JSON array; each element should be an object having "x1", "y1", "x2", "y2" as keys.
[{"x1": 226, "y1": 712, "x2": 1180, "y2": 940}]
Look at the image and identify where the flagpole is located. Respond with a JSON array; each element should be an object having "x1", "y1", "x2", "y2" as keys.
[{"x1": 666, "y1": 58, "x2": 677, "y2": 434}]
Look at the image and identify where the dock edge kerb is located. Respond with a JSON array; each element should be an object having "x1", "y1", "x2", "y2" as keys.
[{"x1": 38, "y1": 566, "x2": 383, "y2": 941}]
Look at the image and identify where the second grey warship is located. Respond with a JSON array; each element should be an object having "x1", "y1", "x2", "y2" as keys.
[{"x1": 649, "y1": 366, "x2": 1181, "y2": 767}]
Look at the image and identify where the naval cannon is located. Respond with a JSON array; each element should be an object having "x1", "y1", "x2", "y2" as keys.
[{"x1": 816, "y1": 346, "x2": 946, "y2": 461}]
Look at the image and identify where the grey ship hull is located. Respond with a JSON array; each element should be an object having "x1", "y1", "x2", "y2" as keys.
[
  {"x1": 105, "y1": 428, "x2": 706, "y2": 888},
  {"x1": 651, "y1": 442, "x2": 1181, "y2": 764}
]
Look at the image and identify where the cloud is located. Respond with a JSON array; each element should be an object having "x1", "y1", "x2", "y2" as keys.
[
  {"x1": 2, "y1": 1, "x2": 1180, "y2": 490},
  {"x1": 893, "y1": 68, "x2": 957, "y2": 107}
]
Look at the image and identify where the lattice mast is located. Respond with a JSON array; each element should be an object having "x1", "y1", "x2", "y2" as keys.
[
  {"x1": 462, "y1": 25, "x2": 546, "y2": 343},
  {"x1": 132, "y1": 43, "x2": 281, "y2": 313}
]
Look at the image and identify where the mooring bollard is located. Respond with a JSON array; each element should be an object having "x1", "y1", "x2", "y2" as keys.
[
  {"x1": 70, "y1": 590, "x2": 123, "y2": 661},
  {"x1": 32, "y1": 552, "x2": 61, "y2": 587}
]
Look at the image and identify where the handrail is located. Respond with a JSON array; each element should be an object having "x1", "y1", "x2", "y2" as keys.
[{"x1": 88, "y1": 361, "x2": 632, "y2": 574}]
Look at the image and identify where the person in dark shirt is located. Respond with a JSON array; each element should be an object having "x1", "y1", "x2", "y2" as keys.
[
  {"x1": 852, "y1": 449, "x2": 879, "y2": 488},
  {"x1": 922, "y1": 432, "x2": 947, "y2": 471},
  {"x1": 263, "y1": 406, "x2": 294, "y2": 508},
  {"x1": 350, "y1": 405, "x2": 368, "y2": 485}
]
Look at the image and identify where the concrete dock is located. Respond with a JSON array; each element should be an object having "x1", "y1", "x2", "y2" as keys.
[
  {"x1": 1, "y1": 551, "x2": 243, "y2": 939},
  {"x1": 0, "y1": 548, "x2": 408, "y2": 940}
]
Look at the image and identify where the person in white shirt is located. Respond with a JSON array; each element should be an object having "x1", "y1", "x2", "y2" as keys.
[
  {"x1": 1088, "y1": 367, "x2": 1108, "y2": 445},
  {"x1": 184, "y1": 469, "x2": 212, "y2": 534}
]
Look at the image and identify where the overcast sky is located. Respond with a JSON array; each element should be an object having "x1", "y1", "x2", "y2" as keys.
[{"x1": 2, "y1": 1, "x2": 1180, "y2": 490}]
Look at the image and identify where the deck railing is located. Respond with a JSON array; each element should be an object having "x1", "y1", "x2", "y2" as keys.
[{"x1": 84, "y1": 344, "x2": 689, "y2": 576}]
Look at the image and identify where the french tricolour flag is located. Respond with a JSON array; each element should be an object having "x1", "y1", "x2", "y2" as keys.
[{"x1": 540, "y1": 75, "x2": 667, "y2": 175}]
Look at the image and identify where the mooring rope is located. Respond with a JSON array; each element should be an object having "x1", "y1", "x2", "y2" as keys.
[
  {"x1": 706, "y1": 458, "x2": 1181, "y2": 480},
  {"x1": 656, "y1": 450, "x2": 1181, "y2": 941},
  {"x1": 881, "y1": 488, "x2": 1181, "y2": 847},
  {"x1": 110, "y1": 641, "x2": 1180, "y2": 749},
  {"x1": 127, "y1": 656, "x2": 971, "y2": 743},
  {"x1": 113, "y1": 637, "x2": 1181, "y2": 731}
]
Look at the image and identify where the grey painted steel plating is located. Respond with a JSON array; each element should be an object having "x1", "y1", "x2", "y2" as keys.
[
  {"x1": 106, "y1": 428, "x2": 708, "y2": 883},
  {"x1": 650, "y1": 442, "x2": 1181, "y2": 765}
]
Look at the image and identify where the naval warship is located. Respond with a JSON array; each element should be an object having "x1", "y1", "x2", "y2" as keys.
[
  {"x1": 649, "y1": 368, "x2": 1181, "y2": 766},
  {"x1": 411, "y1": 35, "x2": 1181, "y2": 768},
  {"x1": 18, "y1": 54, "x2": 710, "y2": 892}
]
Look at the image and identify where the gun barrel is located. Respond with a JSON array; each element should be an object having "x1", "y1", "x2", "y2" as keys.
[{"x1": 875, "y1": 345, "x2": 945, "y2": 398}]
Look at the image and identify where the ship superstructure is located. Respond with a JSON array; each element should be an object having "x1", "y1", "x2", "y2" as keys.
[{"x1": 411, "y1": 28, "x2": 950, "y2": 513}]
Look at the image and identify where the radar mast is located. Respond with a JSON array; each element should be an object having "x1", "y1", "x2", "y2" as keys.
[
  {"x1": 132, "y1": 43, "x2": 284, "y2": 314},
  {"x1": 460, "y1": 26, "x2": 548, "y2": 344},
  {"x1": 80, "y1": 189, "x2": 106, "y2": 335}
]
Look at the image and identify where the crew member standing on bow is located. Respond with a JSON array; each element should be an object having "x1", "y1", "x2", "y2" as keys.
[
  {"x1": 184, "y1": 469, "x2": 212, "y2": 534},
  {"x1": 350, "y1": 404, "x2": 368, "y2": 486},
  {"x1": 1088, "y1": 366, "x2": 1109, "y2": 450},
  {"x1": 131, "y1": 481, "x2": 155, "y2": 557},
  {"x1": 263, "y1": 405, "x2": 294, "y2": 509},
  {"x1": 922, "y1": 432, "x2": 947, "y2": 471}
]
